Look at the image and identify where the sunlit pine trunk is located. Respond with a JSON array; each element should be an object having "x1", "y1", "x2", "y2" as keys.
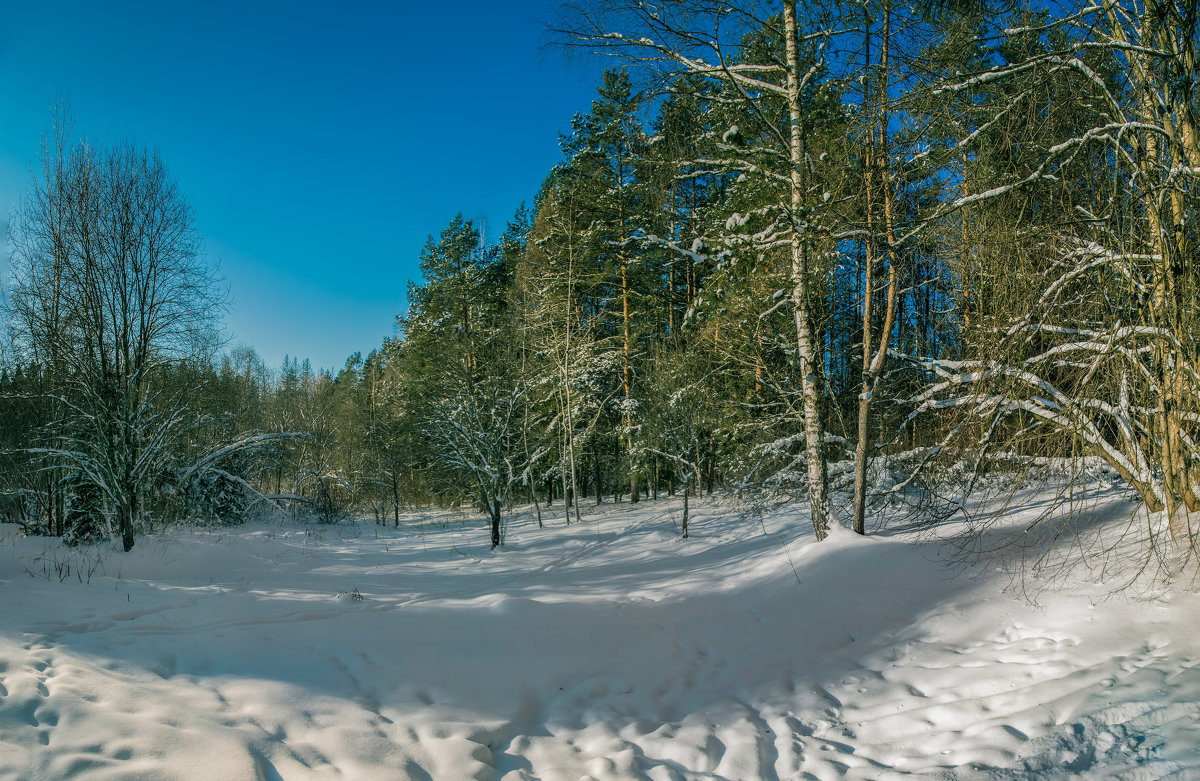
[
  {"x1": 852, "y1": 8, "x2": 900, "y2": 536},
  {"x1": 1127, "y1": 5, "x2": 1188, "y2": 542},
  {"x1": 1155, "y1": 9, "x2": 1200, "y2": 524}
]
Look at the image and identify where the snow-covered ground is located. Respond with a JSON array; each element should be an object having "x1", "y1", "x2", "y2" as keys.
[{"x1": 1, "y1": 488, "x2": 1198, "y2": 780}]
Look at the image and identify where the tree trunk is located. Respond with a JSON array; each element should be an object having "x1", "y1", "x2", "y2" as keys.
[
  {"x1": 392, "y1": 473, "x2": 401, "y2": 527},
  {"x1": 121, "y1": 491, "x2": 136, "y2": 552},
  {"x1": 784, "y1": 0, "x2": 831, "y2": 540},
  {"x1": 622, "y1": 262, "x2": 639, "y2": 505},
  {"x1": 529, "y1": 479, "x2": 543, "y2": 528},
  {"x1": 681, "y1": 474, "x2": 690, "y2": 539},
  {"x1": 490, "y1": 501, "x2": 501, "y2": 550},
  {"x1": 851, "y1": 8, "x2": 899, "y2": 537}
]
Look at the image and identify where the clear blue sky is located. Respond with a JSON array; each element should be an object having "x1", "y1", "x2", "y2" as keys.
[{"x1": 0, "y1": 1, "x2": 605, "y2": 372}]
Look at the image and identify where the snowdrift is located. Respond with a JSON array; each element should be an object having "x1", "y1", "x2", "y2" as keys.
[{"x1": 1, "y1": 490, "x2": 1197, "y2": 779}]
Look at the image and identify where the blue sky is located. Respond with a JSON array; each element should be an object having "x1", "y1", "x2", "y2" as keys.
[{"x1": 0, "y1": 1, "x2": 605, "y2": 371}]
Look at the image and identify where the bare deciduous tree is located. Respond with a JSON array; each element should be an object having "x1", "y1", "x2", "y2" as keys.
[{"x1": 8, "y1": 128, "x2": 223, "y2": 550}]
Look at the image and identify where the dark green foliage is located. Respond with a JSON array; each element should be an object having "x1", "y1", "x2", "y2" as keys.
[
  {"x1": 61, "y1": 477, "x2": 106, "y2": 546},
  {"x1": 6, "y1": 0, "x2": 1198, "y2": 557}
]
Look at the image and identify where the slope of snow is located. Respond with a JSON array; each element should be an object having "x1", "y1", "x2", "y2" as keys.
[{"x1": 0, "y1": 490, "x2": 1197, "y2": 780}]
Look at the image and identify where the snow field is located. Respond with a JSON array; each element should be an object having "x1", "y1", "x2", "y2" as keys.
[{"x1": 0, "y1": 491, "x2": 1198, "y2": 779}]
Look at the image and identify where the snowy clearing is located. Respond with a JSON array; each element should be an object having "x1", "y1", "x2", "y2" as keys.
[{"x1": 1, "y1": 490, "x2": 1198, "y2": 780}]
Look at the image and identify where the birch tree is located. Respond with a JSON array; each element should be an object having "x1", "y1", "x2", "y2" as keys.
[
  {"x1": 559, "y1": 0, "x2": 844, "y2": 538},
  {"x1": 899, "y1": 0, "x2": 1200, "y2": 560},
  {"x1": 518, "y1": 169, "x2": 609, "y2": 520}
]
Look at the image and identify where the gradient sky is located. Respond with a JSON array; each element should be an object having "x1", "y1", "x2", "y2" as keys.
[{"x1": 0, "y1": 1, "x2": 604, "y2": 372}]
